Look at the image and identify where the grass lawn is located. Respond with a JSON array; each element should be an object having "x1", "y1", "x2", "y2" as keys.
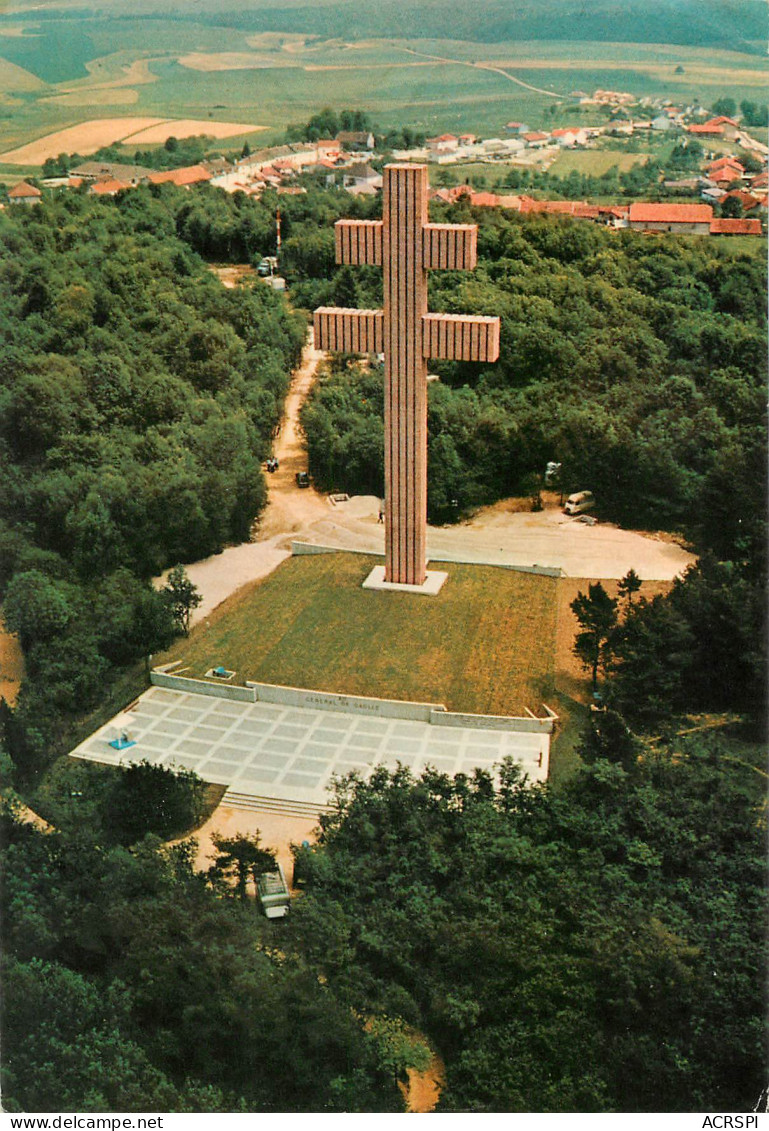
[{"x1": 158, "y1": 553, "x2": 559, "y2": 719}]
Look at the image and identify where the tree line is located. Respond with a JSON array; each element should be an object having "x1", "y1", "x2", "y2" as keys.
[
  {"x1": 287, "y1": 725, "x2": 766, "y2": 1111},
  {"x1": 0, "y1": 184, "x2": 305, "y2": 774}
]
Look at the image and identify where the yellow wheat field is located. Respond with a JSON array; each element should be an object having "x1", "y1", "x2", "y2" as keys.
[
  {"x1": 122, "y1": 118, "x2": 265, "y2": 143},
  {"x1": 0, "y1": 117, "x2": 167, "y2": 163}
]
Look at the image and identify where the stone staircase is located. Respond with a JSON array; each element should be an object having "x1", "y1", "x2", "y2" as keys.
[{"x1": 222, "y1": 788, "x2": 331, "y2": 820}]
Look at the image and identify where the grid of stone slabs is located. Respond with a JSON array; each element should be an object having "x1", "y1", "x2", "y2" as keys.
[{"x1": 71, "y1": 686, "x2": 549, "y2": 809}]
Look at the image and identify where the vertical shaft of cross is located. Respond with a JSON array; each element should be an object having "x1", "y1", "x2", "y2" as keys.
[
  {"x1": 383, "y1": 164, "x2": 428, "y2": 586},
  {"x1": 313, "y1": 163, "x2": 499, "y2": 591}
]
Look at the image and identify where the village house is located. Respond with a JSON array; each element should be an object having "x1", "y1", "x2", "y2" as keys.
[
  {"x1": 8, "y1": 181, "x2": 42, "y2": 205},
  {"x1": 628, "y1": 201, "x2": 713, "y2": 234},
  {"x1": 523, "y1": 131, "x2": 551, "y2": 148},
  {"x1": 70, "y1": 161, "x2": 153, "y2": 185},
  {"x1": 701, "y1": 185, "x2": 726, "y2": 205},
  {"x1": 688, "y1": 116, "x2": 740, "y2": 142},
  {"x1": 504, "y1": 122, "x2": 530, "y2": 135},
  {"x1": 315, "y1": 139, "x2": 339, "y2": 161},
  {"x1": 147, "y1": 164, "x2": 212, "y2": 188},
  {"x1": 551, "y1": 127, "x2": 588, "y2": 147},
  {"x1": 426, "y1": 133, "x2": 459, "y2": 154},
  {"x1": 336, "y1": 130, "x2": 375, "y2": 152},
  {"x1": 88, "y1": 177, "x2": 129, "y2": 197},
  {"x1": 721, "y1": 189, "x2": 764, "y2": 213},
  {"x1": 709, "y1": 217, "x2": 762, "y2": 236},
  {"x1": 342, "y1": 162, "x2": 383, "y2": 195}
]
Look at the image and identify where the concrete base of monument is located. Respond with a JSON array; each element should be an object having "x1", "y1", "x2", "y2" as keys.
[{"x1": 362, "y1": 565, "x2": 448, "y2": 596}]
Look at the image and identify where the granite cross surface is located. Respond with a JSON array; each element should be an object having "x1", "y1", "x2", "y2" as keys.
[{"x1": 314, "y1": 163, "x2": 500, "y2": 588}]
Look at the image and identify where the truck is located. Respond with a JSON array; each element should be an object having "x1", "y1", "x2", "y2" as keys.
[
  {"x1": 563, "y1": 490, "x2": 595, "y2": 516},
  {"x1": 256, "y1": 864, "x2": 291, "y2": 919}
]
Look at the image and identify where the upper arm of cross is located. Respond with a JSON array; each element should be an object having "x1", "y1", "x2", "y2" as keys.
[{"x1": 335, "y1": 219, "x2": 477, "y2": 271}]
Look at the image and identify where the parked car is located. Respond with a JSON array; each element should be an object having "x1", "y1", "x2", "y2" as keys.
[
  {"x1": 296, "y1": 471, "x2": 310, "y2": 488},
  {"x1": 257, "y1": 864, "x2": 290, "y2": 919},
  {"x1": 564, "y1": 490, "x2": 594, "y2": 516}
]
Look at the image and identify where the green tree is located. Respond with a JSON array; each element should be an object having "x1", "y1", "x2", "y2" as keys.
[
  {"x1": 711, "y1": 97, "x2": 736, "y2": 118},
  {"x1": 103, "y1": 760, "x2": 207, "y2": 844},
  {"x1": 3, "y1": 571, "x2": 74, "y2": 648},
  {"x1": 209, "y1": 832, "x2": 277, "y2": 901},
  {"x1": 617, "y1": 568, "x2": 642, "y2": 606},
  {"x1": 720, "y1": 195, "x2": 743, "y2": 219},
  {"x1": 570, "y1": 582, "x2": 618, "y2": 689},
  {"x1": 162, "y1": 565, "x2": 202, "y2": 635}
]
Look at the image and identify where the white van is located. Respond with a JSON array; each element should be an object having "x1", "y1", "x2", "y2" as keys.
[{"x1": 564, "y1": 490, "x2": 595, "y2": 516}]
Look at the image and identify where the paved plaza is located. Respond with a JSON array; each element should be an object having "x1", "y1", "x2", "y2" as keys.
[{"x1": 71, "y1": 683, "x2": 550, "y2": 812}]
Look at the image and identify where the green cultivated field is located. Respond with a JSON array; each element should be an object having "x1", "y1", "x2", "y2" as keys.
[
  {"x1": 548, "y1": 149, "x2": 651, "y2": 177},
  {"x1": 158, "y1": 553, "x2": 559, "y2": 718},
  {"x1": 0, "y1": 8, "x2": 766, "y2": 162}
]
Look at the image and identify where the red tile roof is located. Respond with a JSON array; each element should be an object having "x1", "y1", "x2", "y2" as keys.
[
  {"x1": 688, "y1": 123, "x2": 724, "y2": 136},
  {"x1": 523, "y1": 131, "x2": 549, "y2": 141},
  {"x1": 750, "y1": 172, "x2": 769, "y2": 188},
  {"x1": 468, "y1": 191, "x2": 501, "y2": 208},
  {"x1": 710, "y1": 218, "x2": 762, "y2": 235},
  {"x1": 147, "y1": 165, "x2": 212, "y2": 186},
  {"x1": 8, "y1": 181, "x2": 41, "y2": 198},
  {"x1": 89, "y1": 178, "x2": 128, "y2": 195},
  {"x1": 712, "y1": 168, "x2": 743, "y2": 185},
  {"x1": 723, "y1": 190, "x2": 763, "y2": 210},
  {"x1": 708, "y1": 116, "x2": 739, "y2": 127},
  {"x1": 707, "y1": 156, "x2": 744, "y2": 172},
  {"x1": 629, "y1": 202, "x2": 713, "y2": 224}
]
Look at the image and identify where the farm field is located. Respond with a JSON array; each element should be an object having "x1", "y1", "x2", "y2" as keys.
[
  {"x1": 157, "y1": 553, "x2": 559, "y2": 720},
  {"x1": 0, "y1": 14, "x2": 765, "y2": 163},
  {"x1": 0, "y1": 115, "x2": 266, "y2": 162},
  {"x1": 548, "y1": 148, "x2": 651, "y2": 177}
]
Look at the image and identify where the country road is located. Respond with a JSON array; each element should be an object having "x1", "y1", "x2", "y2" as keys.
[{"x1": 401, "y1": 45, "x2": 563, "y2": 97}]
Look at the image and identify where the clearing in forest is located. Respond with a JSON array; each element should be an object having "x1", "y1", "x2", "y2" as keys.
[{"x1": 157, "y1": 553, "x2": 559, "y2": 718}]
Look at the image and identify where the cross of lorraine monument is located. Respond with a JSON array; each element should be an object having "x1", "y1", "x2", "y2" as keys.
[{"x1": 314, "y1": 164, "x2": 500, "y2": 593}]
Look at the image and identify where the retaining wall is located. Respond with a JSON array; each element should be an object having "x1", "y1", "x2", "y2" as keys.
[
  {"x1": 290, "y1": 541, "x2": 563, "y2": 578},
  {"x1": 246, "y1": 680, "x2": 442, "y2": 722},
  {"x1": 430, "y1": 709, "x2": 554, "y2": 734},
  {"x1": 151, "y1": 669, "x2": 556, "y2": 732},
  {"x1": 150, "y1": 671, "x2": 256, "y2": 702}
]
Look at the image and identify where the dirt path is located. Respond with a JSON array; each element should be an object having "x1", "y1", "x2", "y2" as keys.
[
  {"x1": 0, "y1": 613, "x2": 24, "y2": 706},
  {"x1": 255, "y1": 328, "x2": 330, "y2": 540},
  {"x1": 155, "y1": 329, "x2": 331, "y2": 622},
  {"x1": 401, "y1": 45, "x2": 564, "y2": 97},
  {"x1": 182, "y1": 805, "x2": 317, "y2": 883},
  {"x1": 403, "y1": 1051, "x2": 445, "y2": 1113}
]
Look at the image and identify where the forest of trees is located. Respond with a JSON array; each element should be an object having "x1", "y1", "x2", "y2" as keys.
[
  {"x1": 3, "y1": 721, "x2": 763, "y2": 1112},
  {"x1": 298, "y1": 196, "x2": 766, "y2": 557},
  {"x1": 0, "y1": 184, "x2": 305, "y2": 770},
  {"x1": 0, "y1": 169, "x2": 765, "y2": 1115},
  {"x1": 291, "y1": 732, "x2": 766, "y2": 1112}
]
